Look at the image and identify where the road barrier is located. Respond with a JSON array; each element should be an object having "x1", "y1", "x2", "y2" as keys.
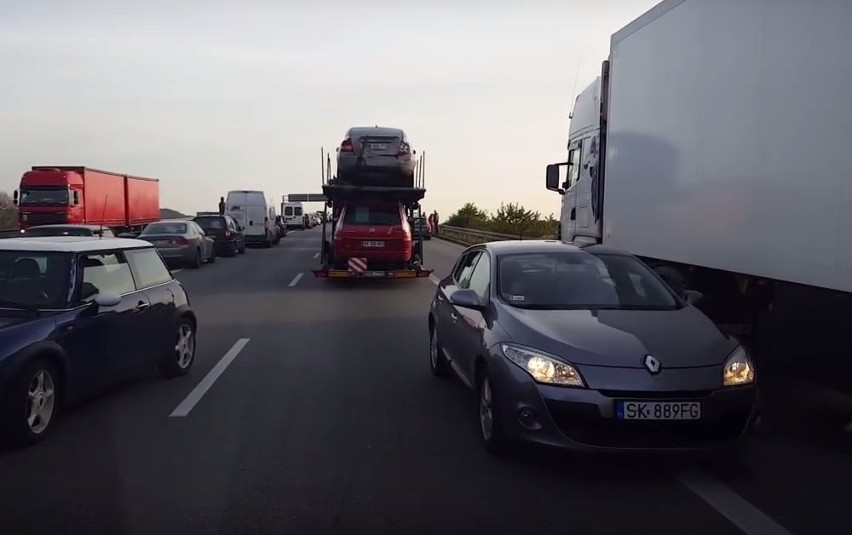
[{"x1": 435, "y1": 225, "x2": 556, "y2": 247}]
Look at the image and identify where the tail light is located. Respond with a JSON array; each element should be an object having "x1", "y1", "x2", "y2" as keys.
[
  {"x1": 170, "y1": 237, "x2": 188, "y2": 246},
  {"x1": 397, "y1": 142, "x2": 411, "y2": 156},
  {"x1": 340, "y1": 138, "x2": 354, "y2": 153},
  {"x1": 224, "y1": 230, "x2": 231, "y2": 238}
]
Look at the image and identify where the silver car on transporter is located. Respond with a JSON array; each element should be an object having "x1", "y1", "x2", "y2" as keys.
[
  {"x1": 427, "y1": 240, "x2": 759, "y2": 456},
  {"x1": 335, "y1": 126, "x2": 416, "y2": 187}
]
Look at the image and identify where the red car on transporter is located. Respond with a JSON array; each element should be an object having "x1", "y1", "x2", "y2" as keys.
[{"x1": 333, "y1": 201, "x2": 413, "y2": 270}]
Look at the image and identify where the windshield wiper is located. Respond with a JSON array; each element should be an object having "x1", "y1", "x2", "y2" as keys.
[{"x1": 0, "y1": 300, "x2": 40, "y2": 312}]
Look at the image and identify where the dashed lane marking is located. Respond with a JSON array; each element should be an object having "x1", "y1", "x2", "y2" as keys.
[
  {"x1": 169, "y1": 338, "x2": 250, "y2": 417},
  {"x1": 289, "y1": 272, "x2": 304, "y2": 287},
  {"x1": 678, "y1": 471, "x2": 796, "y2": 535}
]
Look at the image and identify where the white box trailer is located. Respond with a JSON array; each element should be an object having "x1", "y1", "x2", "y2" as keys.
[{"x1": 546, "y1": 0, "x2": 852, "y2": 378}]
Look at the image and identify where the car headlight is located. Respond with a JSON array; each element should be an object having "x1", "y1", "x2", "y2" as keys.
[
  {"x1": 501, "y1": 344, "x2": 585, "y2": 387},
  {"x1": 722, "y1": 346, "x2": 755, "y2": 386}
]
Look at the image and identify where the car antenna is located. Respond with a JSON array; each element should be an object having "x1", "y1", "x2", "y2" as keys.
[{"x1": 99, "y1": 195, "x2": 107, "y2": 239}]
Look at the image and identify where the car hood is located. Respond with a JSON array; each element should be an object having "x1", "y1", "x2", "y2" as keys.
[{"x1": 497, "y1": 304, "x2": 737, "y2": 368}]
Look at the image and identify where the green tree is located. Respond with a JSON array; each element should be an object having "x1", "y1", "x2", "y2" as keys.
[
  {"x1": 446, "y1": 202, "x2": 490, "y2": 230},
  {"x1": 489, "y1": 202, "x2": 541, "y2": 236}
]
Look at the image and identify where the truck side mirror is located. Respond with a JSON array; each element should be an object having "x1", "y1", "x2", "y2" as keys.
[
  {"x1": 546, "y1": 163, "x2": 568, "y2": 195},
  {"x1": 12, "y1": 190, "x2": 18, "y2": 205}
]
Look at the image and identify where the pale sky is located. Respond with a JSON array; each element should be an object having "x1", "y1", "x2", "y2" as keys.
[{"x1": 0, "y1": 0, "x2": 658, "y2": 218}]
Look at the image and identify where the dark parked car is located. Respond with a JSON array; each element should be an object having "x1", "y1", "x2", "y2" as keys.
[
  {"x1": 336, "y1": 126, "x2": 416, "y2": 187},
  {"x1": 138, "y1": 220, "x2": 215, "y2": 268},
  {"x1": 428, "y1": 240, "x2": 758, "y2": 456},
  {"x1": 192, "y1": 214, "x2": 246, "y2": 257},
  {"x1": 0, "y1": 236, "x2": 197, "y2": 445},
  {"x1": 22, "y1": 224, "x2": 115, "y2": 238}
]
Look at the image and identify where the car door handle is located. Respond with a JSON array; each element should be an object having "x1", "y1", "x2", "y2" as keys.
[
  {"x1": 437, "y1": 294, "x2": 444, "y2": 302},
  {"x1": 450, "y1": 312, "x2": 458, "y2": 321},
  {"x1": 136, "y1": 301, "x2": 150, "y2": 310}
]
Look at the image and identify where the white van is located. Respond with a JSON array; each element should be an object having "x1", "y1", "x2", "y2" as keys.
[
  {"x1": 226, "y1": 190, "x2": 280, "y2": 247},
  {"x1": 281, "y1": 200, "x2": 306, "y2": 230}
]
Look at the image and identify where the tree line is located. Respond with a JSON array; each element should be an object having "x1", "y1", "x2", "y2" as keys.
[
  {"x1": 0, "y1": 192, "x2": 17, "y2": 229},
  {"x1": 444, "y1": 202, "x2": 559, "y2": 238}
]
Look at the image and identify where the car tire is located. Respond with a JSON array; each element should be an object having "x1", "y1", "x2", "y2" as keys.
[
  {"x1": 191, "y1": 249, "x2": 202, "y2": 269},
  {"x1": 0, "y1": 358, "x2": 60, "y2": 446},
  {"x1": 227, "y1": 242, "x2": 238, "y2": 257},
  {"x1": 429, "y1": 324, "x2": 451, "y2": 378},
  {"x1": 477, "y1": 368, "x2": 510, "y2": 455},
  {"x1": 239, "y1": 241, "x2": 246, "y2": 254},
  {"x1": 208, "y1": 249, "x2": 216, "y2": 263},
  {"x1": 159, "y1": 317, "x2": 196, "y2": 378}
]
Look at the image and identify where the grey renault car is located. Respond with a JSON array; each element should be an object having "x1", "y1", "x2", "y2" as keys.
[
  {"x1": 335, "y1": 126, "x2": 416, "y2": 187},
  {"x1": 428, "y1": 240, "x2": 758, "y2": 456}
]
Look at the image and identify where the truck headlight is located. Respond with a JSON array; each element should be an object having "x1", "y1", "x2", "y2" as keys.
[
  {"x1": 501, "y1": 343, "x2": 585, "y2": 387},
  {"x1": 722, "y1": 346, "x2": 755, "y2": 386}
]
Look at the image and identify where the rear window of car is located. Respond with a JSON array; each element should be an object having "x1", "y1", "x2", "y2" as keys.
[
  {"x1": 343, "y1": 205, "x2": 400, "y2": 226},
  {"x1": 143, "y1": 223, "x2": 187, "y2": 234},
  {"x1": 194, "y1": 217, "x2": 224, "y2": 230}
]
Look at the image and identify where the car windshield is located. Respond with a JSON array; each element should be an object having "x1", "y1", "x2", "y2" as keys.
[
  {"x1": 0, "y1": 250, "x2": 72, "y2": 309},
  {"x1": 343, "y1": 204, "x2": 400, "y2": 226},
  {"x1": 142, "y1": 222, "x2": 187, "y2": 235},
  {"x1": 498, "y1": 251, "x2": 679, "y2": 310},
  {"x1": 194, "y1": 217, "x2": 224, "y2": 230}
]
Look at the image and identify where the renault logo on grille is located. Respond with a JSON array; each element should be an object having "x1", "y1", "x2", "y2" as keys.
[{"x1": 644, "y1": 355, "x2": 661, "y2": 375}]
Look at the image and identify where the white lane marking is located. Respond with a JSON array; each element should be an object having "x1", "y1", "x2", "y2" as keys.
[
  {"x1": 678, "y1": 471, "x2": 795, "y2": 535},
  {"x1": 172, "y1": 269, "x2": 183, "y2": 274},
  {"x1": 170, "y1": 338, "x2": 250, "y2": 418},
  {"x1": 429, "y1": 274, "x2": 440, "y2": 285},
  {"x1": 313, "y1": 252, "x2": 319, "y2": 259},
  {"x1": 289, "y1": 272, "x2": 304, "y2": 287}
]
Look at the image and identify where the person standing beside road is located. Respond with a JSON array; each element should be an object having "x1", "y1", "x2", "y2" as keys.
[
  {"x1": 218, "y1": 196, "x2": 226, "y2": 215},
  {"x1": 432, "y1": 210, "x2": 440, "y2": 235}
]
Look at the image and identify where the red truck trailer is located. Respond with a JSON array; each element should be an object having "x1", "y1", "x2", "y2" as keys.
[{"x1": 13, "y1": 166, "x2": 160, "y2": 232}]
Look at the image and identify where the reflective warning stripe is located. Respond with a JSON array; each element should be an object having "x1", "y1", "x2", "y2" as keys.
[{"x1": 348, "y1": 257, "x2": 367, "y2": 272}]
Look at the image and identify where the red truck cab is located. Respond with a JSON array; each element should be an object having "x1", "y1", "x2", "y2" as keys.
[
  {"x1": 15, "y1": 168, "x2": 83, "y2": 228},
  {"x1": 333, "y1": 201, "x2": 413, "y2": 265}
]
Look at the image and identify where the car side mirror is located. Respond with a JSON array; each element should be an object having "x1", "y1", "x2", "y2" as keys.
[
  {"x1": 449, "y1": 288, "x2": 484, "y2": 310},
  {"x1": 546, "y1": 163, "x2": 568, "y2": 195},
  {"x1": 93, "y1": 292, "x2": 121, "y2": 307},
  {"x1": 683, "y1": 289, "x2": 704, "y2": 305}
]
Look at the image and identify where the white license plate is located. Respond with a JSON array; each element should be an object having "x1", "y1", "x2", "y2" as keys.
[
  {"x1": 362, "y1": 270, "x2": 386, "y2": 277},
  {"x1": 367, "y1": 143, "x2": 388, "y2": 150},
  {"x1": 153, "y1": 240, "x2": 172, "y2": 247},
  {"x1": 362, "y1": 240, "x2": 385, "y2": 248},
  {"x1": 616, "y1": 401, "x2": 702, "y2": 421}
]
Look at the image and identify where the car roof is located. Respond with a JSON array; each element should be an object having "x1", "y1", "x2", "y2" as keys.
[
  {"x1": 346, "y1": 126, "x2": 405, "y2": 137},
  {"x1": 149, "y1": 219, "x2": 190, "y2": 224},
  {"x1": 474, "y1": 240, "x2": 633, "y2": 257},
  {"x1": 0, "y1": 236, "x2": 156, "y2": 253}
]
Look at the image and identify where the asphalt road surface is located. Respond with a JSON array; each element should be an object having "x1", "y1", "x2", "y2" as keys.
[{"x1": 0, "y1": 227, "x2": 849, "y2": 535}]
